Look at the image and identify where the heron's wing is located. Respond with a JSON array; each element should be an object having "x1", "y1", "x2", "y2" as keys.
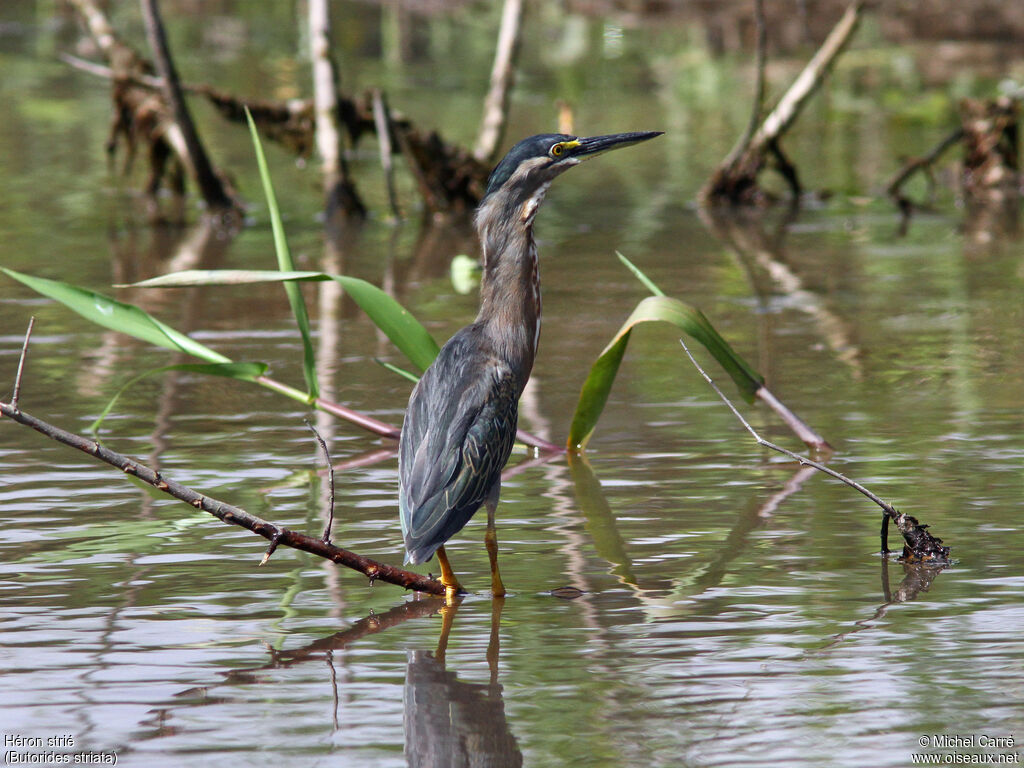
[{"x1": 399, "y1": 331, "x2": 518, "y2": 562}]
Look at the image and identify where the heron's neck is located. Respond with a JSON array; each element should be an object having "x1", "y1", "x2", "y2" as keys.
[{"x1": 475, "y1": 215, "x2": 541, "y2": 390}]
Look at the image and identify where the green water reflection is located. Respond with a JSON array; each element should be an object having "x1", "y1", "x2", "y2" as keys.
[{"x1": 2, "y1": 3, "x2": 1023, "y2": 767}]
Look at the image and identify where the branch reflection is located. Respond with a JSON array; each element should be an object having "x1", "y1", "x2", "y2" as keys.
[
  {"x1": 699, "y1": 204, "x2": 862, "y2": 378},
  {"x1": 814, "y1": 558, "x2": 946, "y2": 653},
  {"x1": 138, "y1": 595, "x2": 523, "y2": 768}
]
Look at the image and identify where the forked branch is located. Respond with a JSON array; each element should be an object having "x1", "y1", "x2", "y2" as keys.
[{"x1": 702, "y1": 1, "x2": 865, "y2": 204}]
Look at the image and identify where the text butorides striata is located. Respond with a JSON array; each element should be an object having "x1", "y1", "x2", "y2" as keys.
[{"x1": 399, "y1": 131, "x2": 663, "y2": 599}]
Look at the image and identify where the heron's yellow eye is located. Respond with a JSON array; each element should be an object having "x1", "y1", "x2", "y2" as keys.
[{"x1": 550, "y1": 143, "x2": 565, "y2": 158}]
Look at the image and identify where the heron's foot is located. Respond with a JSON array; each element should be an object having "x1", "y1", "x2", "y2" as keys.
[
  {"x1": 435, "y1": 546, "x2": 464, "y2": 604},
  {"x1": 490, "y1": 571, "x2": 506, "y2": 599}
]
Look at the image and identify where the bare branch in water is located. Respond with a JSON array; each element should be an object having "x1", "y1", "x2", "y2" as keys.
[
  {"x1": 139, "y1": 0, "x2": 240, "y2": 213},
  {"x1": 702, "y1": 1, "x2": 865, "y2": 205},
  {"x1": 679, "y1": 339, "x2": 950, "y2": 564},
  {"x1": 886, "y1": 127, "x2": 965, "y2": 216},
  {"x1": 0, "y1": 324, "x2": 445, "y2": 595},
  {"x1": 1, "y1": 398, "x2": 446, "y2": 594}
]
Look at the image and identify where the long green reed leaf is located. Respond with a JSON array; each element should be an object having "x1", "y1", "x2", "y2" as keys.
[
  {"x1": 126, "y1": 269, "x2": 440, "y2": 372},
  {"x1": 1, "y1": 268, "x2": 231, "y2": 363},
  {"x1": 246, "y1": 108, "x2": 319, "y2": 401},
  {"x1": 567, "y1": 258, "x2": 764, "y2": 450}
]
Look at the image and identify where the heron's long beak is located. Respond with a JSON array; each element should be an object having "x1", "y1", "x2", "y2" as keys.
[{"x1": 571, "y1": 131, "x2": 663, "y2": 160}]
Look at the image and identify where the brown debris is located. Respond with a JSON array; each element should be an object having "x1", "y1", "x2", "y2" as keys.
[
  {"x1": 200, "y1": 86, "x2": 318, "y2": 158},
  {"x1": 70, "y1": 0, "x2": 240, "y2": 218},
  {"x1": 72, "y1": 56, "x2": 489, "y2": 216},
  {"x1": 886, "y1": 97, "x2": 1019, "y2": 225},
  {"x1": 105, "y1": 54, "x2": 184, "y2": 200},
  {"x1": 892, "y1": 510, "x2": 952, "y2": 565},
  {"x1": 110, "y1": 69, "x2": 487, "y2": 216},
  {"x1": 960, "y1": 96, "x2": 1020, "y2": 196},
  {"x1": 399, "y1": 129, "x2": 490, "y2": 216}
]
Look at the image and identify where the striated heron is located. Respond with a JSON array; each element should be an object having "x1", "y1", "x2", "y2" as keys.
[{"x1": 399, "y1": 131, "x2": 662, "y2": 599}]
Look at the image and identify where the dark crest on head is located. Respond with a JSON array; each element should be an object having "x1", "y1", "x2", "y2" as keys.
[{"x1": 483, "y1": 134, "x2": 577, "y2": 200}]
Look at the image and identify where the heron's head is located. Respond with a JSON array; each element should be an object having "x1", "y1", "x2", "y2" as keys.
[{"x1": 478, "y1": 131, "x2": 663, "y2": 228}]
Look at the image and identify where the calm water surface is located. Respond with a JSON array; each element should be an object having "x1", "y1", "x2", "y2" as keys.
[{"x1": 2, "y1": 4, "x2": 1023, "y2": 767}]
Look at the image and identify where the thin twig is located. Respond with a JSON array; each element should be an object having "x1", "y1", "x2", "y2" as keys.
[
  {"x1": 11, "y1": 316, "x2": 35, "y2": 409},
  {"x1": 259, "y1": 531, "x2": 282, "y2": 567},
  {"x1": 306, "y1": 419, "x2": 336, "y2": 543},
  {"x1": 680, "y1": 338, "x2": 896, "y2": 514}
]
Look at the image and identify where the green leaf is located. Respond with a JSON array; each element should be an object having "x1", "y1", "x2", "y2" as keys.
[
  {"x1": 330, "y1": 274, "x2": 439, "y2": 372},
  {"x1": 126, "y1": 269, "x2": 441, "y2": 372},
  {"x1": 374, "y1": 358, "x2": 420, "y2": 384},
  {"x1": 246, "y1": 108, "x2": 319, "y2": 401},
  {"x1": 616, "y1": 251, "x2": 665, "y2": 297},
  {"x1": 116, "y1": 270, "x2": 323, "y2": 286},
  {"x1": 567, "y1": 295, "x2": 764, "y2": 450},
  {"x1": 1, "y1": 268, "x2": 231, "y2": 364},
  {"x1": 89, "y1": 362, "x2": 268, "y2": 433}
]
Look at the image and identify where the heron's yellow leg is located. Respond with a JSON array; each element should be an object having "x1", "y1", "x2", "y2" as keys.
[
  {"x1": 485, "y1": 499, "x2": 506, "y2": 598},
  {"x1": 435, "y1": 546, "x2": 463, "y2": 603}
]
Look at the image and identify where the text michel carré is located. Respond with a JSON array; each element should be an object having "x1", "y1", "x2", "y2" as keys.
[{"x1": 928, "y1": 735, "x2": 1015, "y2": 749}]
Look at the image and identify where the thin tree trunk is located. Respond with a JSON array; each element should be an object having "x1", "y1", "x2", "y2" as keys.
[
  {"x1": 474, "y1": 0, "x2": 524, "y2": 164},
  {"x1": 372, "y1": 90, "x2": 402, "y2": 219},
  {"x1": 308, "y1": 0, "x2": 366, "y2": 219},
  {"x1": 728, "y1": 0, "x2": 767, "y2": 171}
]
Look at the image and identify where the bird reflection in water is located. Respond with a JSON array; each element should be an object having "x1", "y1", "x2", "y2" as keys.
[{"x1": 404, "y1": 599, "x2": 522, "y2": 768}]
